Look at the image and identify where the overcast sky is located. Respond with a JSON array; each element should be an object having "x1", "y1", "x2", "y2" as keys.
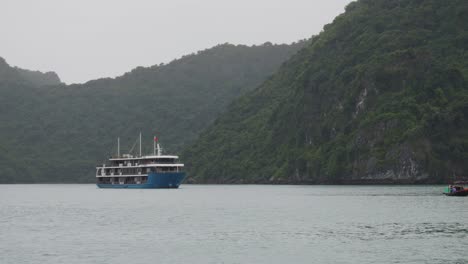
[{"x1": 2, "y1": 0, "x2": 352, "y2": 84}]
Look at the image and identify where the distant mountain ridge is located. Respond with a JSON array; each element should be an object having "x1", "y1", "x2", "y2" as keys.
[
  {"x1": 15, "y1": 67, "x2": 62, "y2": 87},
  {"x1": 0, "y1": 42, "x2": 306, "y2": 183},
  {"x1": 183, "y1": 0, "x2": 468, "y2": 184},
  {"x1": 0, "y1": 57, "x2": 62, "y2": 87}
]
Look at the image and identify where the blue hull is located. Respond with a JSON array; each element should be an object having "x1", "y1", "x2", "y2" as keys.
[{"x1": 97, "y1": 172, "x2": 185, "y2": 189}]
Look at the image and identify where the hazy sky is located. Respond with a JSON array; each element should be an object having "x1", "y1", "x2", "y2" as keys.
[{"x1": 2, "y1": 0, "x2": 352, "y2": 84}]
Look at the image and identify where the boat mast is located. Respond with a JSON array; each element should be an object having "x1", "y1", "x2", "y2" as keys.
[
  {"x1": 139, "y1": 132, "x2": 142, "y2": 157},
  {"x1": 117, "y1": 137, "x2": 120, "y2": 157},
  {"x1": 153, "y1": 136, "x2": 161, "y2": 156}
]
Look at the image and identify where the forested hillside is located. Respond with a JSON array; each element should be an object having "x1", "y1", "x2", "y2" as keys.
[
  {"x1": 184, "y1": 0, "x2": 468, "y2": 184},
  {"x1": 0, "y1": 42, "x2": 306, "y2": 183},
  {"x1": 0, "y1": 57, "x2": 62, "y2": 87}
]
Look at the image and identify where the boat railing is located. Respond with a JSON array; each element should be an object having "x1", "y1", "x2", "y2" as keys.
[{"x1": 453, "y1": 181, "x2": 468, "y2": 185}]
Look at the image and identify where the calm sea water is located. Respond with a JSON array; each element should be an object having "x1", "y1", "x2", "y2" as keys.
[{"x1": 1, "y1": 184, "x2": 467, "y2": 264}]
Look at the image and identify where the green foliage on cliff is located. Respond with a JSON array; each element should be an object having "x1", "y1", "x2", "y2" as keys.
[
  {"x1": 0, "y1": 42, "x2": 305, "y2": 183},
  {"x1": 184, "y1": 0, "x2": 468, "y2": 184}
]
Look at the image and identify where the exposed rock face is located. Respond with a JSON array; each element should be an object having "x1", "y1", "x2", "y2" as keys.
[{"x1": 354, "y1": 144, "x2": 428, "y2": 183}]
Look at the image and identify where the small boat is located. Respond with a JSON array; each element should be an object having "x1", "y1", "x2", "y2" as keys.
[{"x1": 444, "y1": 181, "x2": 468, "y2": 196}]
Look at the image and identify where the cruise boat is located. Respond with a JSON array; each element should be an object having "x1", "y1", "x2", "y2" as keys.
[{"x1": 96, "y1": 134, "x2": 185, "y2": 188}]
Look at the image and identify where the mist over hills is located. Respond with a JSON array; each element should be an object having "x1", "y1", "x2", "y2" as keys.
[
  {"x1": 0, "y1": 42, "x2": 306, "y2": 183},
  {"x1": 184, "y1": 0, "x2": 468, "y2": 184}
]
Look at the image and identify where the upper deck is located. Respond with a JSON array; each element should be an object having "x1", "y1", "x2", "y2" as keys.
[
  {"x1": 96, "y1": 154, "x2": 184, "y2": 178},
  {"x1": 99, "y1": 154, "x2": 183, "y2": 168}
]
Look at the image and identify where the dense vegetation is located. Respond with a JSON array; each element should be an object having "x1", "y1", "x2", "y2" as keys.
[
  {"x1": 0, "y1": 57, "x2": 61, "y2": 87},
  {"x1": 0, "y1": 42, "x2": 305, "y2": 183},
  {"x1": 184, "y1": 0, "x2": 468, "y2": 184}
]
